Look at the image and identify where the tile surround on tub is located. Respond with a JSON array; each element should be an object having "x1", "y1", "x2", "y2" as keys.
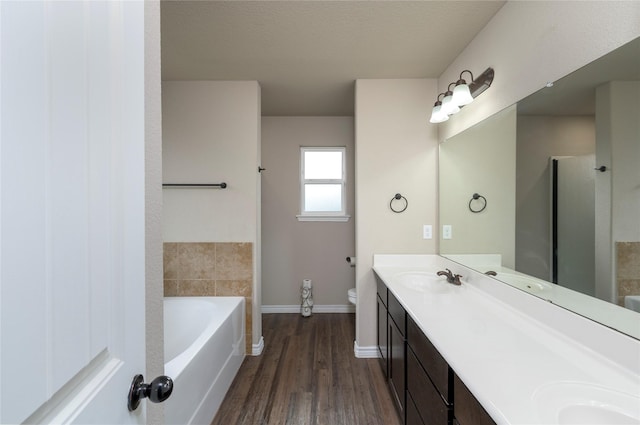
[
  {"x1": 215, "y1": 243, "x2": 253, "y2": 280},
  {"x1": 163, "y1": 242, "x2": 254, "y2": 354},
  {"x1": 617, "y1": 242, "x2": 640, "y2": 278},
  {"x1": 616, "y1": 242, "x2": 640, "y2": 306},
  {"x1": 163, "y1": 242, "x2": 178, "y2": 279}
]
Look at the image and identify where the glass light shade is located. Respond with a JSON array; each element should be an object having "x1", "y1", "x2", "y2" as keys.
[
  {"x1": 452, "y1": 83, "x2": 474, "y2": 106},
  {"x1": 429, "y1": 104, "x2": 448, "y2": 123},
  {"x1": 441, "y1": 93, "x2": 460, "y2": 115}
]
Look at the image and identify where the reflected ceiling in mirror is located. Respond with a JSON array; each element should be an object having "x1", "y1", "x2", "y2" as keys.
[{"x1": 439, "y1": 36, "x2": 640, "y2": 340}]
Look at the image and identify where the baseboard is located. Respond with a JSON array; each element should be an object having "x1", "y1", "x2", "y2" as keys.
[
  {"x1": 252, "y1": 336, "x2": 264, "y2": 356},
  {"x1": 353, "y1": 341, "x2": 380, "y2": 358},
  {"x1": 261, "y1": 304, "x2": 355, "y2": 314}
]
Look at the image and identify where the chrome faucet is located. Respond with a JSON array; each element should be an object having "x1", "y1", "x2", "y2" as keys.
[{"x1": 437, "y1": 268, "x2": 463, "y2": 285}]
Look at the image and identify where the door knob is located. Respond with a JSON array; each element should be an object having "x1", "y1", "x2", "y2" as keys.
[{"x1": 127, "y1": 374, "x2": 173, "y2": 411}]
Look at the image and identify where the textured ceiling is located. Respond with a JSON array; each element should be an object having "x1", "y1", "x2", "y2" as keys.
[{"x1": 161, "y1": 1, "x2": 506, "y2": 116}]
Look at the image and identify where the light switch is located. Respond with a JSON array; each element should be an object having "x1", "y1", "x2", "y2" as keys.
[
  {"x1": 423, "y1": 225, "x2": 432, "y2": 239},
  {"x1": 442, "y1": 225, "x2": 452, "y2": 240}
]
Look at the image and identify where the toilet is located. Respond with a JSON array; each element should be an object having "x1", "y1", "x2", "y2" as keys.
[
  {"x1": 346, "y1": 256, "x2": 357, "y2": 305},
  {"x1": 348, "y1": 287, "x2": 357, "y2": 305}
]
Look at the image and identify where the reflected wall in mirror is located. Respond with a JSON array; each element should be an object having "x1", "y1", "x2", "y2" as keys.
[{"x1": 439, "y1": 36, "x2": 640, "y2": 340}]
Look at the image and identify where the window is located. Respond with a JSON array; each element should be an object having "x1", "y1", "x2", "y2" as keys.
[{"x1": 298, "y1": 147, "x2": 350, "y2": 222}]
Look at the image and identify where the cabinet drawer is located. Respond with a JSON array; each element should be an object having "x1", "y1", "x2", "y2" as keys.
[
  {"x1": 388, "y1": 291, "x2": 406, "y2": 335},
  {"x1": 454, "y1": 374, "x2": 496, "y2": 425},
  {"x1": 407, "y1": 348, "x2": 450, "y2": 425},
  {"x1": 376, "y1": 276, "x2": 387, "y2": 307},
  {"x1": 407, "y1": 315, "x2": 451, "y2": 404},
  {"x1": 406, "y1": 392, "x2": 425, "y2": 425}
]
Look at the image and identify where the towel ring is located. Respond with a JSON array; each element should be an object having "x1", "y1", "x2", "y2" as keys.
[
  {"x1": 390, "y1": 193, "x2": 408, "y2": 213},
  {"x1": 469, "y1": 193, "x2": 487, "y2": 213}
]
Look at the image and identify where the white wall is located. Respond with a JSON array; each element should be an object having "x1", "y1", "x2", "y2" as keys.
[
  {"x1": 438, "y1": 1, "x2": 640, "y2": 142},
  {"x1": 261, "y1": 117, "x2": 355, "y2": 309},
  {"x1": 355, "y1": 79, "x2": 438, "y2": 352},
  {"x1": 440, "y1": 105, "x2": 517, "y2": 268},
  {"x1": 162, "y1": 80, "x2": 262, "y2": 348},
  {"x1": 162, "y1": 81, "x2": 261, "y2": 242}
]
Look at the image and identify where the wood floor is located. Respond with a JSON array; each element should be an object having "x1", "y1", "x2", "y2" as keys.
[{"x1": 211, "y1": 313, "x2": 402, "y2": 425}]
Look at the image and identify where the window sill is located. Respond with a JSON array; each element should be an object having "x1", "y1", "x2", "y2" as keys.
[{"x1": 296, "y1": 214, "x2": 351, "y2": 222}]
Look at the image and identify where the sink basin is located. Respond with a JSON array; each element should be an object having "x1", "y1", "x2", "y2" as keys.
[
  {"x1": 534, "y1": 382, "x2": 640, "y2": 424},
  {"x1": 559, "y1": 405, "x2": 639, "y2": 424},
  {"x1": 392, "y1": 271, "x2": 453, "y2": 293},
  {"x1": 494, "y1": 273, "x2": 552, "y2": 293}
]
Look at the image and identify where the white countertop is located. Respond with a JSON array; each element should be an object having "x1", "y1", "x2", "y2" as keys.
[{"x1": 372, "y1": 255, "x2": 640, "y2": 425}]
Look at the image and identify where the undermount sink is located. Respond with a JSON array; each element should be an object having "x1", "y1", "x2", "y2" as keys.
[
  {"x1": 392, "y1": 271, "x2": 454, "y2": 293},
  {"x1": 494, "y1": 272, "x2": 552, "y2": 293},
  {"x1": 534, "y1": 382, "x2": 640, "y2": 424},
  {"x1": 558, "y1": 405, "x2": 639, "y2": 424}
]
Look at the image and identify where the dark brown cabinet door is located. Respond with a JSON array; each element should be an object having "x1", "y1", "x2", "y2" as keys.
[
  {"x1": 407, "y1": 348, "x2": 450, "y2": 424},
  {"x1": 388, "y1": 317, "x2": 406, "y2": 418},
  {"x1": 406, "y1": 392, "x2": 425, "y2": 425},
  {"x1": 377, "y1": 295, "x2": 388, "y2": 377},
  {"x1": 454, "y1": 374, "x2": 496, "y2": 425}
]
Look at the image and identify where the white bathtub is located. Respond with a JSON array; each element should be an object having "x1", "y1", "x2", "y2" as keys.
[{"x1": 163, "y1": 297, "x2": 245, "y2": 425}]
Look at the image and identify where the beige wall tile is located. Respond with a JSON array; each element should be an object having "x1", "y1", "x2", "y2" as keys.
[
  {"x1": 215, "y1": 242, "x2": 252, "y2": 280},
  {"x1": 215, "y1": 280, "x2": 252, "y2": 297},
  {"x1": 245, "y1": 297, "x2": 253, "y2": 334},
  {"x1": 164, "y1": 280, "x2": 179, "y2": 297},
  {"x1": 617, "y1": 242, "x2": 640, "y2": 280},
  {"x1": 245, "y1": 332, "x2": 253, "y2": 354},
  {"x1": 164, "y1": 243, "x2": 178, "y2": 279},
  {"x1": 177, "y1": 243, "x2": 216, "y2": 279},
  {"x1": 618, "y1": 279, "x2": 640, "y2": 297},
  {"x1": 177, "y1": 279, "x2": 216, "y2": 296}
]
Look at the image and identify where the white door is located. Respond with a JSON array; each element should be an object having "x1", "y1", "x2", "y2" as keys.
[{"x1": 1, "y1": 1, "x2": 147, "y2": 423}]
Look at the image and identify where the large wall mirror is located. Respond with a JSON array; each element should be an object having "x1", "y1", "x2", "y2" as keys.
[{"x1": 440, "y1": 36, "x2": 640, "y2": 340}]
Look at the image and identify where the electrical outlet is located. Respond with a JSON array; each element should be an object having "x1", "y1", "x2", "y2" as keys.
[
  {"x1": 442, "y1": 225, "x2": 453, "y2": 240},
  {"x1": 423, "y1": 224, "x2": 432, "y2": 239}
]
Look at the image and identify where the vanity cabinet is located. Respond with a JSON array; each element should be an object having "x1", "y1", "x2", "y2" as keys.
[
  {"x1": 375, "y1": 278, "x2": 496, "y2": 425},
  {"x1": 406, "y1": 316, "x2": 453, "y2": 425},
  {"x1": 376, "y1": 276, "x2": 406, "y2": 419},
  {"x1": 388, "y1": 291, "x2": 406, "y2": 418},
  {"x1": 453, "y1": 374, "x2": 496, "y2": 425},
  {"x1": 377, "y1": 279, "x2": 388, "y2": 377}
]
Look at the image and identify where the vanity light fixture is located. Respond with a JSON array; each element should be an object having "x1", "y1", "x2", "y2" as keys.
[
  {"x1": 430, "y1": 67, "x2": 495, "y2": 124},
  {"x1": 467, "y1": 67, "x2": 495, "y2": 98}
]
